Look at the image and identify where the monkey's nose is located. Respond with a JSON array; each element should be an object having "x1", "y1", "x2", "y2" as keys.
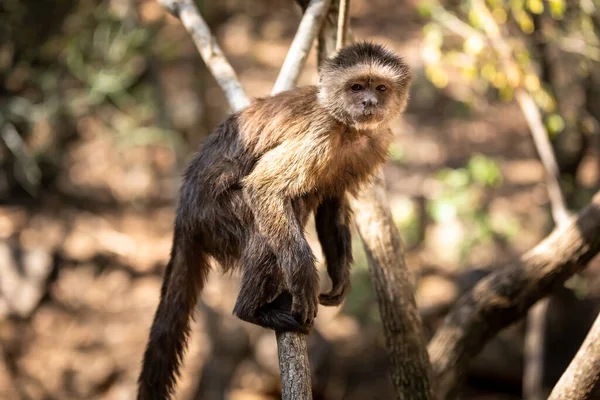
[{"x1": 362, "y1": 98, "x2": 378, "y2": 107}]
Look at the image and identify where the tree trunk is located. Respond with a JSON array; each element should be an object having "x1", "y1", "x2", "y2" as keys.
[{"x1": 351, "y1": 173, "x2": 434, "y2": 399}]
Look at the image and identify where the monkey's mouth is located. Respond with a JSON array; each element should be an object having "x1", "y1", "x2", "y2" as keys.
[{"x1": 359, "y1": 107, "x2": 381, "y2": 119}]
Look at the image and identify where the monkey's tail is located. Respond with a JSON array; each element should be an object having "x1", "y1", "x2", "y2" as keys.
[{"x1": 137, "y1": 232, "x2": 209, "y2": 400}]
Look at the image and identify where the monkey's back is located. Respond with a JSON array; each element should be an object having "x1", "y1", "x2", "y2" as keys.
[
  {"x1": 238, "y1": 86, "x2": 329, "y2": 155},
  {"x1": 183, "y1": 86, "x2": 330, "y2": 197}
]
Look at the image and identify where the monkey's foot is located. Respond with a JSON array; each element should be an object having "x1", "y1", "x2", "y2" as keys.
[
  {"x1": 235, "y1": 292, "x2": 313, "y2": 334},
  {"x1": 319, "y1": 292, "x2": 345, "y2": 306},
  {"x1": 319, "y1": 279, "x2": 350, "y2": 306},
  {"x1": 256, "y1": 310, "x2": 312, "y2": 334},
  {"x1": 290, "y1": 279, "x2": 319, "y2": 327}
]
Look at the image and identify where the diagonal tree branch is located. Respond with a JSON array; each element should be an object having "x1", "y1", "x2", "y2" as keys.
[
  {"x1": 548, "y1": 309, "x2": 600, "y2": 400},
  {"x1": 272, "y1": 0, "x2": 332, "y2": 94},
  {"x1": 352, "y1": 172, "x2": 434, "y2": 399},
  {"x1": 428, "y1": 4, "x2": 578, "y2": 398},
  {"x1": 471, "y1": 0, "x2": 569, "y2": 225},
  {"x1": 158, "y1": 0, "x2": 249, "y2": 112},
  {"x1": 465, "y1": 4, "x2": 570, "y2": 399},
  {"x1": 335, "y1": 0, "x2": 350, "y2": 51},
  {"x1": 428, "y1": 190, "x2": 600, "y2": 399},
  {"x1": 433, "y1": 0, "x2": 569, "y2": 224},
  {"x1": 430, "y1": 4, "x2": 484, "y2": 42},
  {"x1": 156, "y1": 1, "x2": 312, "y2": 398}
]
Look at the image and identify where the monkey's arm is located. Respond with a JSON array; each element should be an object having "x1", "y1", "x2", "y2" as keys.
[
  {"x1": 242, "y1": 140, "x2": 321, "y2": 325},
  {"x1": 315, "y1": 195, "x2": 353, "y2": 306}
]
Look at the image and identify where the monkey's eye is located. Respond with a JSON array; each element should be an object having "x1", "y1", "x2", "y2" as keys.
[
  {"x1": 350, "y1": 84, "x2": 364, "y2": 91},
  {"x1": 376, "y1": 85, "x2": 387, "y2": 92}
]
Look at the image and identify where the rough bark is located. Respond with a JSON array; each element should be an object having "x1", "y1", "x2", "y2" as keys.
[
  {"x1": 318, "y1": 2, "x2": 433, "y2": 398},
  {"x1": 428, "y1": 190, "x2": 600, "y2": 399},
  {"x1": 156, "y1": 1, "x2": 312, "y2": 398},
  {"x1": 548, "y1": 311, "x2": 600, "y2": 400},
  {"x1": 351, "y1": 172, "x2": 434, "y2": 399},
  {"x1": 277, "y1": 331, "x2": 313, "y2": 399}
]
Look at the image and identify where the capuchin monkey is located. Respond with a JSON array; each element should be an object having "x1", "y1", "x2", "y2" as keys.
[{"x1": 137, "y1": 41, "x2": 412, "y2": 399}]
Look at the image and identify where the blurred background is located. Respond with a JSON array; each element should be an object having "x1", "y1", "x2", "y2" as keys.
[{"x1": 1, "y1": 0, "x2": 600, "y2": 399}]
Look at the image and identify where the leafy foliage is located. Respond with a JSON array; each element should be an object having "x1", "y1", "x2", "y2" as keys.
[
  {"x1": 0, "y1": 1, "x2": 180, "y2": 198},
  {"x1": 420, "y1": 0, "x2": 599, "y2": 130},
  {"x1": 427, "y1": 154, "x2": 518, "y2": 263}
]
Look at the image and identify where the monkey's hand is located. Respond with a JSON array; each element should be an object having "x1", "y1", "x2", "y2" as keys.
[
  {"x1": 319, "y1": 274, "x2": 351, "y2": 306},
  {"x1": 290, "y1": 266, "x2": 319, "y2": 328}
]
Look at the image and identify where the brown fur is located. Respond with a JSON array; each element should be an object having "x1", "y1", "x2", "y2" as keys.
[{"x1": 137, "y1": 41, "x2": 411, "y2": 399}]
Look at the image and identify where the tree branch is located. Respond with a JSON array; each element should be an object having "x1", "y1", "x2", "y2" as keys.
[
  {"x1": 276, "y1": 331, "x2": 313, "y2": 399},
  {"x1": 515, "y1": 91, "x2": 569, "y2": 224},
  {"x1": 319, "y1": 2, "x2": 433, "y2": 398},
  {"x1": 351, "y1": 172, "x2": 434, "y2": 399},
  {"x1": 156, "y1": 1, "x2": 312, "y2": 398},
  {"x1": 428, "y1": 190, "x2": 600, "y2": 399},
  {"x1": 471, "y1": 0, "x2": 569, "y2": 225},
  {"x1": 434, "y1": 0, "x2": 569, "y2": 225},
  {"x1": 523, "y1": 297, "x2": 549, "y2": 400},
  {"x1": 272, "y1": 0, "x2": 331, "y2": 94},
  {"x1": 548, "y1": 310, "x2": 600, "y2": 400},
  {"x1": 158, "y1": 0, "x2": 249, "y2": 112},
  {"x1": 335, "y1": 0, "x2": 350, "y2": 51},
  {"x1": 430, "y1": 4, "x2": 484, "y2": 43}
]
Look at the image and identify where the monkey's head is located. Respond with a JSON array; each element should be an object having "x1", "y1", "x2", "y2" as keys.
[{"x1": 318, "y1": 41, "x2": 412, "y2": 130}]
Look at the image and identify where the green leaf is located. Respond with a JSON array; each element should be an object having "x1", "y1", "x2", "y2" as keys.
[
  {"x1": 546, "y1": 113, "x2": 565, "y2": 135},
  {"x1": 467, "y1": 155, "x2": 502, "y2": 187},
  {"x1": 428, "y1": 199, "x2": 458, "y2": 222}
]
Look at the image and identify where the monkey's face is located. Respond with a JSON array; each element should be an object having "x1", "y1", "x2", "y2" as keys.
[
  {"x1": 343, "y1": 76, "x2": 394, "y2": 127},
  {"x1": 318, "y1": 42, "x2": 413, "y2": 130}
]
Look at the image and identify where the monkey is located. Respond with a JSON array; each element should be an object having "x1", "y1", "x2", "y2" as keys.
[{"x1": 137, "y1": 41, "x2": 412, "y2": 400}]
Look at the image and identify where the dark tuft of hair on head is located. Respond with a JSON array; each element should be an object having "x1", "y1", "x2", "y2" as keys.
[{"x1": 323, "y1": 41, "x2": 409, "y2": 76}]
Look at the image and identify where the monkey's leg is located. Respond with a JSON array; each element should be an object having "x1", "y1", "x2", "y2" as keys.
[
  {"x1": 232, "y1": 235, "x2": 312, "y2": 334},
  {"x1": 316, "y1": 196, "x2": 353, "y2": 306},
  {"x1": 243, "y1": 144, "x2": 325, "y2": 325},
  {"x1": 242, "y1": 192, "x2": 319, "y2": 326}
]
